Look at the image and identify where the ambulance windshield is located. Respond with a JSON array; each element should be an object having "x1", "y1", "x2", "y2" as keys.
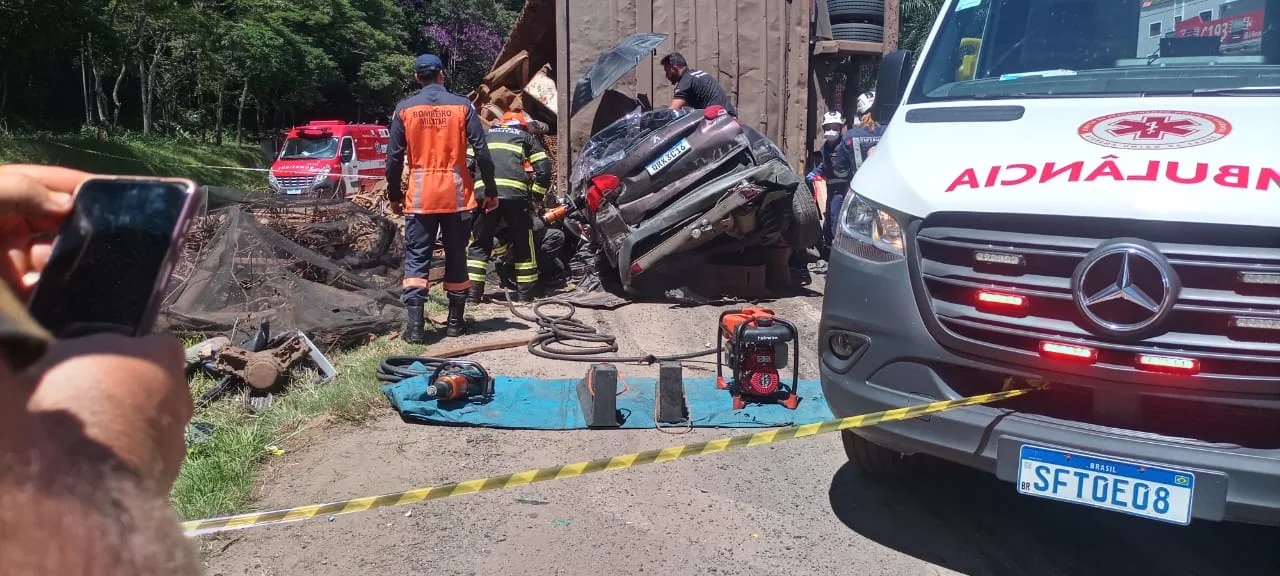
[
  {"x1": 910, "y1": 0, "x2": 1280, "y2": 102},
  {"x1": 279, "y1": 136, "x2": 339, "y2": 160}
]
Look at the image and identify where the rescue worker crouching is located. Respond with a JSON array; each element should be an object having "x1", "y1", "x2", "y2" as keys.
[
  {"x1": 466, "y1": 111, "x2": 552, "y2": 304},
  {"x1": 385, "y1": 53, "x2": 500, "y2": 344}
]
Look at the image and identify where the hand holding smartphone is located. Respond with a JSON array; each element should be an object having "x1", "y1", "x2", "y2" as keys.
[{"x1": 27, "y1": 176, "x2": 200, "y2": 338}]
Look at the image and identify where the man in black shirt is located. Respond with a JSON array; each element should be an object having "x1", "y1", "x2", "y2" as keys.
[{"x1": 660, "y1": 52, "x2": 737, "y2": 117}]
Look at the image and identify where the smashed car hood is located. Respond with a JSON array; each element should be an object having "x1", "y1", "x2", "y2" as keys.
[{"x1": 856, "y1": 98, "x2": 1280, "y2": 228}]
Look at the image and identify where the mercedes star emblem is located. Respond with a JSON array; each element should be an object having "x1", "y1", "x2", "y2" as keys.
[{"x1": 1071, "y1": 241, "x2": 1179, "y2": 337}]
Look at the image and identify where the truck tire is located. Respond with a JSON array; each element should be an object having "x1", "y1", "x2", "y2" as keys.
[
  {"x1": 842, "y1": 430, "x2": 909, "y2": 476},
  {"x1": 827, "y1": 0, "x2": 884, "y2": 23},
  {"x1": 831, "y1": 23, "x2": 885, "y2": 43},
  {"x1": 783, "y1": 187, "x2": 821, "y2": 250}
]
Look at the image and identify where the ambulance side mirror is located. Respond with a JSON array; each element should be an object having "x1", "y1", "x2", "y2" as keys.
[
  {"x1": 340, "y1": 149, "x2": 353, "y2": 163},
  {"x1": 873, "y1": 50, "x2": 913, "y2": 125}
]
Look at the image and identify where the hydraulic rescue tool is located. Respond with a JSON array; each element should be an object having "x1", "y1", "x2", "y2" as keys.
[
  {"x1": 422, "y1": 358, "x2": 496, "y2": 402},
  {"x1": 716, "y1": 307, "x2": 801, "y2": 410}
]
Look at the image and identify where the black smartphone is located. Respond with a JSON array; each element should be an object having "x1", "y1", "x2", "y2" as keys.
[{"x1": 27, "y1": 176, "x2": 201, "y2": 338}]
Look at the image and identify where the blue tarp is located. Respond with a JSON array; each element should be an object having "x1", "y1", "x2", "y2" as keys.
[{"x1": 382, "y1": 365, "x2": 832, "y2": 430}]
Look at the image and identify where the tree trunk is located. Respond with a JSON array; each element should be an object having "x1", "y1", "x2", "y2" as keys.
[
  {"x1": 87, "y1": 35, "x2": 110, "y2": 135},
  {"x1": 214, "y1": 85, "x2": 224, "y2": 146},
  {"x1": 111, "y1": 63, "x2": 126, "y2": 129},
  {"x1": 235, "y1": 77, "x2": 249, "y2": 144},
  {"x1": 140, "y1": 40, "x2": 163, "y2": 137},
  {"x1": 81, "y1": 39, "x2": 91, "y2": 125}
]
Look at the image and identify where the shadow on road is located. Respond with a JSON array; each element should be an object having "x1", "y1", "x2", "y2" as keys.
[{"x1": 828, "y1": 457, "x2": 1280, "y2": 576}]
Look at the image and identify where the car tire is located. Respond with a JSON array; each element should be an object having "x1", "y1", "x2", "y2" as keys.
[
  {"x1": 827, "y1": 0, "x2": 884, "y2": 23},
  {"x1": 783, "y1": 187, "x2": 821, "y2": 250},
  {"x1": 842, "y1": 430, "x2": 909, "y2": 475},
  {"x1": 831, "y1": 22, "x2": 885, "y2": 43}
]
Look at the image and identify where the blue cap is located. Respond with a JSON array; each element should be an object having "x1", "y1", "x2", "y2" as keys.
[{"x1": 415, "y1": 54, "x2": 443, "y2": 74}]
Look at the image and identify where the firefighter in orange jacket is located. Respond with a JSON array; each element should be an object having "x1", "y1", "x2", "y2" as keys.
[{"x1": 385, "y1": 54, "x2": 499, "y2": 343}]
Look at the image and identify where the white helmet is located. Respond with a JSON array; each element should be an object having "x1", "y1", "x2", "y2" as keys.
[
  {"x1": 856, "y1": 91, "x2": 876, "y2": 115},
  {"x1": 822, "y1": 111, "x2": 844, "y2": 126}
]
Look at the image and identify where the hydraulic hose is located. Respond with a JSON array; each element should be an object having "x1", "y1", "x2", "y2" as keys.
[
  {"x1": 376, "y1": 356, "x2": 460, "y2": 384},
  {"x1": 501, "y1": 289, "x2": 719, "y2": 364}
]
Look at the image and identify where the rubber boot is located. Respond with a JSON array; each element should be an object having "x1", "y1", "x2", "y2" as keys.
[
  {"x1": 516, "y1": 283, "x2": 540, "y2": 304},
  {"x1": 445, "y1": 290, "x2": 468, "y2": 337},
  {"x1": 468, "y1": 281, "x2": 485, "y2": 305},
  {"x1": 403, "y1": 300, "x2": 426, "y2": 344}
]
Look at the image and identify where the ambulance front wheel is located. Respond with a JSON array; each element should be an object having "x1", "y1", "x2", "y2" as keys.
[{"x1": 841, "y1": 430, "x2": 909, "y2": 476}]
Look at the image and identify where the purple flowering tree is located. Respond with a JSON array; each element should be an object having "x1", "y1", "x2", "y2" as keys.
[{"x1": 421, "y1": 14, "x2": 505, "y2": 93}]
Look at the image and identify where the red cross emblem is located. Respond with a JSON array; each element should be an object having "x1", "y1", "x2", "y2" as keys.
[{"x1": 1106, "y1": 116, "x2": 1198, "y2": 141}]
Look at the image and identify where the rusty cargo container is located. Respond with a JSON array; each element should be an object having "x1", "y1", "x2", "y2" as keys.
[{"x1": 469, "y1": 0, "x2": 899, "y2": 192}]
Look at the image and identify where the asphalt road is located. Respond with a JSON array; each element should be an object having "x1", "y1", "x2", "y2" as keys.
[{"x1": 204, "y1": 273, "x2": 1280, "y2": 576}]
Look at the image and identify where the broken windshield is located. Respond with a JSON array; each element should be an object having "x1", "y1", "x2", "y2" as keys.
[
  {"x1": 279, "y1": 136, "x2": 339, "y2": 160},
  {"x1": 569, "y1": 108, "x2": 694, "y2": 191},
  {"x1": 910, "y1": 0, "x2": 1280, "y2": 102}
]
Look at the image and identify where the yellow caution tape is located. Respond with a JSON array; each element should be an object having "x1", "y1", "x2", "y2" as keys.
[{"x1": 182, "y1": 385, "x2": 1041, "y2": 537}]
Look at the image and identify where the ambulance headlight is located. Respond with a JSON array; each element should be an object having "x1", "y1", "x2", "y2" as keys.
[
  {"x1": 312, "y1": 172, "x2": 331, "y2": 185},
  {"x1": 268, "y1": 174, "x2": 280, "y2": 189},
  {"x1": 834, "y1": 192, "x2": 904, "y2": 262}
]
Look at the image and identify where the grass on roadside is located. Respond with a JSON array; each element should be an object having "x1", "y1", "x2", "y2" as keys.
[
  {"x1": 0, "y1": 133, "x2": 267, "y2": 190},
  {"x1": 172, "y1": 337, "x2": 415, "y2": 521}
]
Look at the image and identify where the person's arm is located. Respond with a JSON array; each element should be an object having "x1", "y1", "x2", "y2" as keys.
[
  {"x1": 464, "y1": 104, "x2": 497, "y2": 201},
  {"x1": 384, "y1": 105, "x2": 406, "y2": 208},
  {"x1": 526, "y1": 133, "x2": 552, "y2": 201},
  {"x1": 670, "y1": 73, "x2": 692, "y2": 109}
]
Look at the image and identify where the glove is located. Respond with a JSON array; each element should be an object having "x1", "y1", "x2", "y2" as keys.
[{"x1": 482, "y1": 195, "x2": 500, "y2": 213}]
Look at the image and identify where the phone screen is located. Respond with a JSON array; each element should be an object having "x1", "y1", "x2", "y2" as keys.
[{"x1": 28, "y1": 179, "x2": 193, "y2": 337}]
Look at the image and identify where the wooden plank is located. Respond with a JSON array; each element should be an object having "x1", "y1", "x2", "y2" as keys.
[
  {"x1": 637, "y1": 0, "x2": 654, "y2": 102},
  {"x1": 812, "y1": 39, "x2": 885, "y2": 56},
  {"x1": 883, "y1": 0, "x2": 900, "y2": 53},
  {"x1": 784, "y1": 0, "x2": 811, "y2": 172},
  {"x1": 555, "y1": 0, "x2": 571, "y2": 193},
  {"x1": 422, "y1": 336, "x2": 535, "y2": 358}
]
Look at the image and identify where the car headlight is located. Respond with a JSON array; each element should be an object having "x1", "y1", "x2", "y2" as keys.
[
  {"x1": 834, "y1": 192, "x2": 904, "y2": 262},
  {"x1": 312, "y1": 172, "x2": 332, "y2": 185}
]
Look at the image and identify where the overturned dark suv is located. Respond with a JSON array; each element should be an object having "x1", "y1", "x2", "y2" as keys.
[{"x1": 566, "y1": 107, "x2": 820, "y2": 295}]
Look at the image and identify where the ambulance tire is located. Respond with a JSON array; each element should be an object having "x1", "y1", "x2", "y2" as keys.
[
  {"x1": 783, "y1": 186, "x2": 821, "y2": 250},
  {"x1": 331, "y1": 180, "x2": 348, "y2": 200},
  {"x1": 827, "y1": 0, "x2": 884, "y2": 24},
  {"x1": 842, "y1": 430, "x2": 909, "y2": 476},
  {"x1": 831, "y1": 23, "x2": 885, "y2": 43}
]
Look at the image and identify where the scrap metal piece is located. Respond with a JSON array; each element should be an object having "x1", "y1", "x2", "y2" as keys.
[{"x1": 213, "y1": 335, "x2": 311, "y2": 391}]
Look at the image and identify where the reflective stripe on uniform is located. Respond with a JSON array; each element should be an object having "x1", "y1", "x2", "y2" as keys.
[
  {"x1": 443, "y1": 280, "x2": 472, "y2": 292},
  {"x1": 528, "y1": 151, "x2": 548, "y2": 163},
  {"x1": 516, "y1": 229, "x2": 539, "y2": 284},
  {"x1": 403, "y1": 277, "x2": 430, "y2": 289},
  {"x1": 531, "y1": 183, "x2": 547, "y2": 196},
  {"x1": 494, "y1": 178, "x2": 529, "y2": 192},
  {"x1": 488, "y1": 142, "x2": 524, "y2": 155},
  {"x1": 466, "y1": 258, "x2": 489, "y2": 283}
]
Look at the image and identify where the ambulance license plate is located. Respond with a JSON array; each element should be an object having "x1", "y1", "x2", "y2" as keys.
[
  {"x1": 284, "y1": 188, "x2": 304, "y2": 195},
  {"x1": 1016, "y1": 444, "x2": 1195, "y2": 525}
]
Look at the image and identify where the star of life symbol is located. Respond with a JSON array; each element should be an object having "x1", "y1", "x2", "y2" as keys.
[
  {"x1": 1077, "y1": 110, "x2": 1231, "y2": 150},
  {"x1": 1106, "y1": 116, "x2": 1197, "y2": 141}
]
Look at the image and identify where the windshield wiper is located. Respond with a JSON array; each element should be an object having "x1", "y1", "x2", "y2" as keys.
[{"x1": 1192, "y1": 86, "x2": 1280, "y2": 96}]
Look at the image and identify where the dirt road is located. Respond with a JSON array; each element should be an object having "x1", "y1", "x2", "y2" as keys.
[{"x1": 204, "y1": 274, "x2": 1280, "y2": 576}]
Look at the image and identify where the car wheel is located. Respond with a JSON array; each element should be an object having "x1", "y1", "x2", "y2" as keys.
[
  {"x1": 783, "y1": 187, "x2": 821, "y2": 249},
  {"x1": 842, "y1": 430, "x2": 909, "y2": 475}
]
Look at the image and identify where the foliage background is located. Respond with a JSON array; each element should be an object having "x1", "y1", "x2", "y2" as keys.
[
  {"x1": 0, "y1": 0, "x2": 522, "y2": 142},
  {"x1": 0, "y1": 0, "x2": 943, "y2": 143}
]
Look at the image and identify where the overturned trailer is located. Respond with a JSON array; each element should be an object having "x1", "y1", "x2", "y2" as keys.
[{"x1": 469, "y1": 0, "x2": 901, "y2": 189}]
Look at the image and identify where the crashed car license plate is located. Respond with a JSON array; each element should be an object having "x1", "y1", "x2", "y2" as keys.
[
  {"x1": 645, "y1": 137, "x2": 691, "y2": 176},
  {"x1": 1016, "y1": 444, "x2": 1194, "y2": 525}
]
